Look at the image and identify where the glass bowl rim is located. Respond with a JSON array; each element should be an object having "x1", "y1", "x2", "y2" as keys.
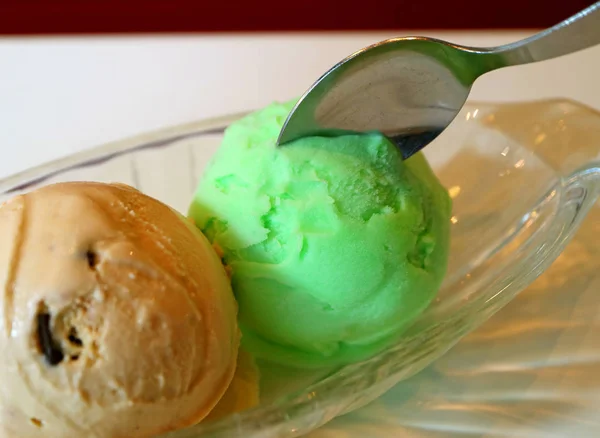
[{"x1": 2, "y1": 98, "x2": 599, "y2": 194}]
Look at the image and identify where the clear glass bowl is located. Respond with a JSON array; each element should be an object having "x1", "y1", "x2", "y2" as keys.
[{"x1": 1, "y1": 99, "x2": 599, "y2": 438}]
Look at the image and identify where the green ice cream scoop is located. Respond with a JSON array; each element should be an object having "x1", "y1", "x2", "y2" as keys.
[{"x1": 189, "y1": 100, "x2": 451, "y2": 368}]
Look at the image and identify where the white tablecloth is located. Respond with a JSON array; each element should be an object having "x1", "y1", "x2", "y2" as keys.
[{"x1": 1, "y1": 32, "x2": 600, "y2": 437}]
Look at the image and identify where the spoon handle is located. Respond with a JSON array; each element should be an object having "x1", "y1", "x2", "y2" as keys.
[{"x1": 494, "y1": 2, "x2": 600, "y2": 65}]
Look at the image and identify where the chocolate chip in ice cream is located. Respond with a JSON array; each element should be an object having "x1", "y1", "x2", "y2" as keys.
[
  {"x1": 36, "y1": 307, "x2": 64, "y2": 366},
  {"x1": 85, "y1": 249, "x2": 99, "y2": 270},
  {"x1": 68, "y1": 328, "x2": 83, "y2": 347}
]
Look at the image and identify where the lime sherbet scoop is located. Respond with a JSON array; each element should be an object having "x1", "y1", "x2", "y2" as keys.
[{"x1": 189, "y1": 101, "x2": 451, "y2": 368}]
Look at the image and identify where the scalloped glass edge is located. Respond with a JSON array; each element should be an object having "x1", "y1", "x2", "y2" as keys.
[{"x1": 2, "y1": 100, "x2": 600, "y2": 438}]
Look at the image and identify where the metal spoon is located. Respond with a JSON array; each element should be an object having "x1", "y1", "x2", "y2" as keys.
[{"x1": 277, "y1": 2, "x2": 600, "y2": 159}]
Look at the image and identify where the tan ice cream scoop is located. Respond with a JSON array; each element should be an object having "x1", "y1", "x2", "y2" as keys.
[{"x1": 0, "y1": 182, "x2": 239, "y2": 438}]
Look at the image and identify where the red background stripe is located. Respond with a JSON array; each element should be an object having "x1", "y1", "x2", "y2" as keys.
[{"x1": 0, "y1": 0, "x2": 596, "y2": 35}]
